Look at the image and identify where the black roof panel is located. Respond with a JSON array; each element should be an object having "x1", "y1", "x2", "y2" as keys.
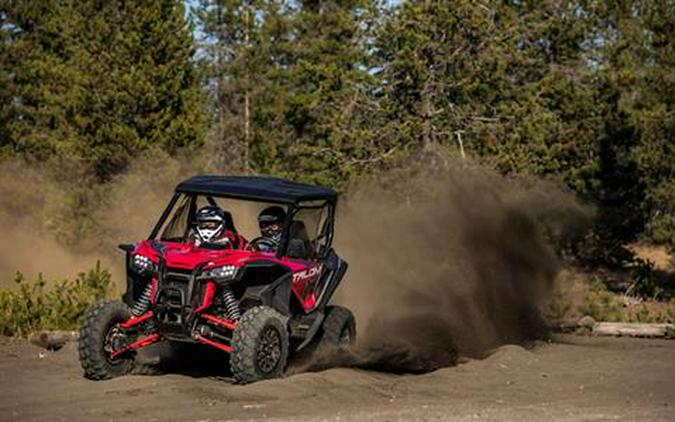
[{"x1": 176, "y1": 175, "x2": 337, "y2": 204}]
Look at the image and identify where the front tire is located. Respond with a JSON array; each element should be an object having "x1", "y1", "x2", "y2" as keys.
[
  {"x1": 78, "y1": 300, "x2": 135, "y2": 380},
  {"x1": 230, "y1": 306, "x2": 289, "y2": 384}
]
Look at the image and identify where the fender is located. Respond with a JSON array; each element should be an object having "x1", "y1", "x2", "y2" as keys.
[
  {"x1": 239, "y1": 272, "x2": 293, "y2": 315},
  {"x1": 314, "y1": 249, "x2": 349, "y2": 310},
  {"x1": 237, "y1": 261, "x2": 293, "y2": 315},
  {"x1": 119, "y1": 243, "x2": 144, "y2": 307}
]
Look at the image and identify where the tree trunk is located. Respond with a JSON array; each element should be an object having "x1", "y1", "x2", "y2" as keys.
[{"x1": 242, "y1": 0, "x2": 251, "y2": 173}]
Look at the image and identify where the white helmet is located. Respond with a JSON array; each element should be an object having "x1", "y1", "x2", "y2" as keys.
[{"x1": 195, "y1": 205, "x2": 225, "y2": 243}]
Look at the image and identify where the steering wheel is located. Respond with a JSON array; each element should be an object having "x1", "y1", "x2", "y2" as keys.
[{"x1": 246, "y1": 237, "x2": 268, "y2": 252}]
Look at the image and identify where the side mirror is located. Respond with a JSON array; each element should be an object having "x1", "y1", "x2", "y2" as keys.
[{"x1": 118, "y1": 243, "x2": 134, "y2": 253}]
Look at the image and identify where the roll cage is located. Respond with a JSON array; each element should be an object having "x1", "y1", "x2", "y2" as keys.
[{"x1": 148, "y1": 175, "x2": 338, "y2": 259}]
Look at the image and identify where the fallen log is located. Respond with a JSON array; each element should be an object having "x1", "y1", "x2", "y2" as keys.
[
  {"x1": 592, "y1": 322, "x2": 674, "y2": 338},
  {"x1": 548, "y1": 318, "x2": 674, "y2": 338}
]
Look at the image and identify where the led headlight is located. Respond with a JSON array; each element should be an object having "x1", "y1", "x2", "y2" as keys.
[
  {"x1": 132, "y1": 254, "x2": 155, "y2": 274},
  {"x1": 202, "y1": 265, "x2": 237, "y2": 280}
]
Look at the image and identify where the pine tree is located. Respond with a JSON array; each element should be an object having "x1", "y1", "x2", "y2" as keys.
[
  {"x1": 1, "y1": 0, "x2": 206, "y2": 182},
  {"x1": 195, "y1": 0, "x2": 263, "y2": 171},
  {"x1": 636, "y1": 0, "x2": 675, "y2": 246},
  {"x1": 262, "y1": 0, "x2": 382, "y2": 187},
  {"x1": 1, "y1": 0, "x2": 77, "y2": 162},
  {"x1": 493, "y1": 1, "x2": 601, "y2": 192},
  {"x1": 375, "y1": 1, "x2": 500, "y2": 156},
  {"x1": 197, "y1": 0, "x2": 381, "y2": 187},
  {"x1": 593, "y1": 0, "x2": 675, "y2": 246},
  {"x1": 375, "y1": 1, "x2": 600, "y2": 188}
]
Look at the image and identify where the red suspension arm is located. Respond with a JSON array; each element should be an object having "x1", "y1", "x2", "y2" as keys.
[
  {"x1": 111, "y1": 333, "x2": 161, "y2": 358},
  {"x1": 200, "y1": 313, "x2": 237, "y2": 330},
  {"x1": 119, "y1": 311, "x2": 154, "y2": 328}
]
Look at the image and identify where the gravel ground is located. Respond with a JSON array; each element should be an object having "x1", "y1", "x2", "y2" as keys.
[{"x1": 0, "y1": 334, "x2": 673, "y2": 422}]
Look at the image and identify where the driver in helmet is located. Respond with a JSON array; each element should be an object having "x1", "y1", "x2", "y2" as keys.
[
  {"x1": 253, "y1": 206, "x2": 286, "y2": 252},
  {"x1": 191, "y1": 205, "x2": 243, "y2": 248}
]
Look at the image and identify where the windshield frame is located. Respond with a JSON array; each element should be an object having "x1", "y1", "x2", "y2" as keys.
[
  {"x1": 148, "y1": 192, "x2": 336, "y2": 259},
  {"x1": 148, "y1": 192, "x2": 335, "y2": 259}
]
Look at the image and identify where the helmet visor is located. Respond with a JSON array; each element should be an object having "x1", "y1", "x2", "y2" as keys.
[{"x1": 198, "y1": 220, "x2": 220, "y2": 230}]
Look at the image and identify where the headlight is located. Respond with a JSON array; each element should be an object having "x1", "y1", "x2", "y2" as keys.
[
  {"x1": 201, "y1": 265, "x2": 237, "y2": 280},
  {"x1": 132, "y1": 254, "x2": 155, "y2": 274}
]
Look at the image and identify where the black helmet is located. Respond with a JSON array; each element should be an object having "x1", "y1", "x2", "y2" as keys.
[
  {"x1": 258, "y1": 206, "x2": 286, "y2": 238},
  {"x1": 195, "y1": 205, "x2": 226, "y2": 242},
  {"x1": 257, "y1": 206, "x2": 286, "y2": 225}
]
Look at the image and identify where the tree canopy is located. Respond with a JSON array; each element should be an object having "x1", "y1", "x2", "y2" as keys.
[
  {"x1": 0, "y1": 0, "x2": 673, "y2": 250},
  {"x1": 1, "y1": 0, "x2": 206, "y2": 182}
]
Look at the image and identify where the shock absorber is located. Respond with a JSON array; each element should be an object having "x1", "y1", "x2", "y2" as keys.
[
  {"x1": 131, "y1": 283, "x2": 153, "y2": 316},
  {"x1": 221, "y1": 286, "x2": 241, "y2": 320}
]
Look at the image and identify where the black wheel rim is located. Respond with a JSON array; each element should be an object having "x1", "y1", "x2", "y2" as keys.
[
  {"x1": 255, "y1": 326, "x2": 282, "y2": 374},
  {"x1": 103, "y1": 324, "x2": 127, "y2": 365}
]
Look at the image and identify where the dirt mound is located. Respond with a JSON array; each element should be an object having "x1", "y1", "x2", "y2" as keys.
[{"x1": 483, "y1": 344, "x2": 536, "y2": 366}]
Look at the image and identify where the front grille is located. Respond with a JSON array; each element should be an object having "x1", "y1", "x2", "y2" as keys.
[
  {"x1": 154, "y1": 267, "x2": 196, "y2": 339},
  {"x1": 161, "y1": 272, "x2": 190, "y2": 304}
]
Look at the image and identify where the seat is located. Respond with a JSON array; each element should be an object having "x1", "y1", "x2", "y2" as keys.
[{"x1": 287, "y1": 220, "x2": 312, "y2": 259}]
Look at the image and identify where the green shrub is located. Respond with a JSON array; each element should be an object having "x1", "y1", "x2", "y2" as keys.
[
  {"x1": 0, "y1": 262, "x2": 112, "y2": 336},
  {"x1": 579, "y1": 290, "x2": 626, "y2": 322},
  {"x1": 628, "y1": 258, "x2": 675, "y2": 301}
]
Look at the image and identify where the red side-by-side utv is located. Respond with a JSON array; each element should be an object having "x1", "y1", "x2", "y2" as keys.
[{"x1": 78, "y1": 175, "x2": 355, "y2": 383}]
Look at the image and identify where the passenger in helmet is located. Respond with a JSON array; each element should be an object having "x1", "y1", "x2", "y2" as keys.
[
  {"x1": 253, "y1": 206, "x2": 286, "y2": 253},
  {"x1": 191, "y1": 205, "x2": 243, "y2": 248}
]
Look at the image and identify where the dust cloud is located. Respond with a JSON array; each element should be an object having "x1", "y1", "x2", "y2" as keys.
[
  {"x1": 322, "y1": 162, "x2": 589, "y2": 372},
  {"x1": 1, "y1": 154, "x2": 589, "y2": 374},
  {"x1": 0, "y1": 156, "x2": 199, "y2": 286},
  {"x1": 0, "y1": 162, "x2": 111, "y2": 284},
  {"x1": 0, "y1": 155, "x2": 266, "y2": 287}
]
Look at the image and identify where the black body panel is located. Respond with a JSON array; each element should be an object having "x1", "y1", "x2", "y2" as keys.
[
  {"x1": 176, "y1": 175, "x2": 337, "y2": 204},
  {"x1": 119, "y1": 243, "x2": 146, "y2": 307},
  {"x1": 315, "y1": 250, "x2": 349, "y2": 310},
  {"x1": 239, "y1": 271, "x2": 293, "y2": 316}
]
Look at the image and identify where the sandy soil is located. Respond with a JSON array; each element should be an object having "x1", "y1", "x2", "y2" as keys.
[{"x1": 0, "y1": 335, "x2": 673, "y2": 422}]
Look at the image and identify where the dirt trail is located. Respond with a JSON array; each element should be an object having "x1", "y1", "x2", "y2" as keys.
[{"x1": 0, "y1": 335, "x2": 672, "y2": 422}]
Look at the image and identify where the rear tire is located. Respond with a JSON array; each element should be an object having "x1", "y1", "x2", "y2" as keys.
[
  {"x1": 230, "y1": 306, "x2": 289, "y2": 384},
  {"x1": 318, "y1": 305, "x2": 356, "y2": 349},
  {"x1": 78, "y1": 300, "x2": 135, "y2": 380}
]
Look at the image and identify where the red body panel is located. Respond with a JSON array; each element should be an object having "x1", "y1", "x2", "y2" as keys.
[
  {"x1": 133, "y1": 239, "x2": 324, "y2": 312},
  {"x1": 109, "y1": 239, "x2": 327, "y2": 359}
]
